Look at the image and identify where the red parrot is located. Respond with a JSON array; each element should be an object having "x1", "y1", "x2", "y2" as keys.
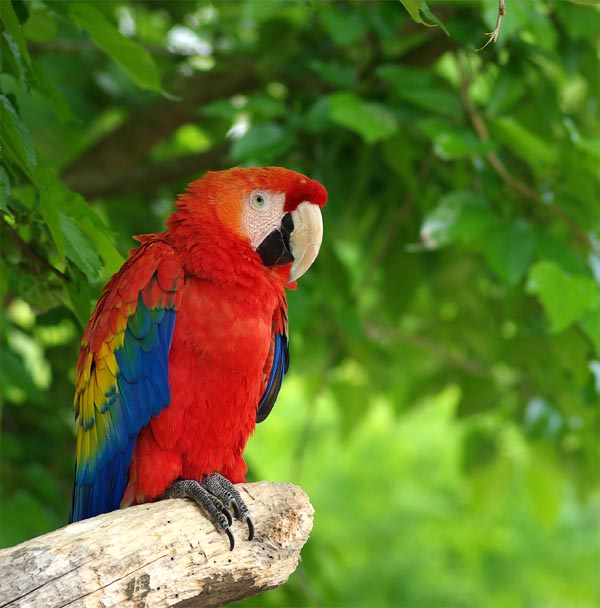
[{"x1": 70, "y1": 167, "x2": 326, "y2": 548}]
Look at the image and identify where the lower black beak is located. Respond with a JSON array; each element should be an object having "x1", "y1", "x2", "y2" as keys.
[{"x1": 257, "y1": 213, "x2": 295, "y2": 267}]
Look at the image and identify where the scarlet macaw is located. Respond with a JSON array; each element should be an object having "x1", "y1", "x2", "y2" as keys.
[{"x1": 70, "y1": 167, "x2": 326, "y2": 548}]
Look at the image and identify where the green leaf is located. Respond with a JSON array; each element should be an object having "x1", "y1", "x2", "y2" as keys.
[
  {"x1": 0, "y1": 94, "x2": 37, "y2": 180},
  {"x1": 64, "y1": 278, "x2": 96, "y2": 329},
  {"x1": 23, "y1": 7, "x2": 57, "y2": 42},
  {"x1": 310, "y1": 60, "x2": 356, "y2": 89},
  {"x1": 492, "y1": 117, "x2": 559, "y2": 167},
  {"x1": 432, "y1": 130, "x2": 495, "y2": 160},
  {"x1": 31, "y1": 63, "x2": 77, "y2": 123},
  {"x1": 527, "y1": 261, "x2": 600, "y2": 332},
  {"x1": 59, "y1": 213, "x2": 102, "y2": 282},
  {"x1": 0, "y1": 167, "x2": 11, "y2": 216},
  {"x1": 318, "y1": 7, "x2": 369, "y2": 47},
  {"x1": 378, "y1": 65, "x2": 461, "y2": 116},
  {"x1": 0, "y1": 0, "x2": 33, "y2": 70},
  {"x1": 37, "y1": 168, "x2": 124, "y2": 272},
  {"x1": 419, "y1": 2, "x2": 449, "y2": 35},
  {"x1": 420, "y1": 120, "x2": 495, "y2": 160},
  {"x1": 1, "y1": 3, "x2": 74, "y2": 122},
  {"x1": 579, "y1": 307, "x2": 600, "y2": 356},
  {"x1": 329, "y1": 92, "x2": 397, "y2": 145},
  {"x1": 38, "y1": 177, "x2": 67, "y2": 258},
  {"x1": 420, "y1": 191, "x2": 495, "y2": 248},
  {"x1": 488, "y1": 71, "x2": 527, "y2": 116},
  {"x1": 483, "y1": 220, "x2": 537, "y2": 285},
  {"x1": 398, "y1": 0, "x2": 447, "y2": 33},
  {"x1": 68, "y1": 3, "x2": 162, "y2": 92},
  {"x1": 231, "y1": 123, "x2": 292, "y2": 162}
]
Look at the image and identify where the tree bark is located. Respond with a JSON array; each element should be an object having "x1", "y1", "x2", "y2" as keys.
[
  {"x1": 61, "y1": 58, "x2": 258, "y2": 197},
  {"x1": 0, "y1": 482, "x2": 314, "y2": 608}
]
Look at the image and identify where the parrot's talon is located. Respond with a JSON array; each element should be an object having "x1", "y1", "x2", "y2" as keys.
[
  {"x1": 225, "y1": 527, "x2": 235, "y2": 551},
  {"x1": 230, "y1": 499, "x2": 241, "y2": 519},
  {"x1": 164, "y1": 475, "x2": 253, "y2": 551},
  {"x1": 246, "y1": 515, "x2": 255, "y2": 541},
  {"x1": 221, "y1": 507, "x2": 233, "y2": 527}
]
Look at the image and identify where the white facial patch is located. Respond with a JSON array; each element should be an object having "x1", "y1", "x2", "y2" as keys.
[{"x1": 241, "y1": 190, "x2": 287, "y2": 250}]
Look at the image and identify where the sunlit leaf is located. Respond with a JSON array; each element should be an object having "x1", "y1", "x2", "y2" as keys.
[
  {"x1": 378, "y1": 65, "x2": 461, "y2": 116},
  {"x1": 420, "y1": 191, "x2": 495, "y2": 248},
  {"x1": 398, "y1": 0, "x2": 447, "y2": 33},
  {"x1": 579, "y1": 308, "x2": 600, "y2": 356},
  {"x1": 0, "y1": 0, "x2": 33, "y2": 71},
  {"x1": 59, "y1": 213, "x2": 102, "y2": 282},
  {"x1": 329, "y1": 92, "x2": 397, "y2": 144},
  {"x1": 0, "y1": 94, "x2": 37, "y2": 180},
  {"x1": 69, "y1": 3, "x2": 162, "y2": 92},
  {"x1": 319, "y1": 7, "x2": 369, "y2": 47},
  {"x1": 483, "y1": 220, "x2": 537, "y2": 285},
  {"x1": 527, "y1": 261, "x2": 600, "y2": 332},
  {"x1": 231, "y1": 123, "x2": 292, "y2": 162},
  {"x1": 492, "y1": 116, "x2": 559, "y2": 167},
  {"x1": 23, "y1": 7, "x2": 57, "y2": 42}
]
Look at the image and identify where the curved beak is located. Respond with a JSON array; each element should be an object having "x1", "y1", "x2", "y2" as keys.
[{"x1": 288, "y1": 202, "x2": 323, "y2": 283}]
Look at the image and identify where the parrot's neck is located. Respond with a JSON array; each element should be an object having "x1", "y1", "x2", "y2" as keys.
[{"x1": 164, "y1": 210, "x2": 290, "y2": 295}]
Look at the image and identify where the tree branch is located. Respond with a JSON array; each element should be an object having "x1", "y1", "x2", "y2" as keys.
[
  {"x1": 457, "y1": 54, "x2": 596, "y2": 252},
  {"x1": 62, "y1": 59, "x2": 260, "y2": 197},
  {"x1": 65, "y1": 144, "x2": 230, "y2": 199},
  {"x1": 0, "y1": 482, "x2": 313, "y2": 608}
]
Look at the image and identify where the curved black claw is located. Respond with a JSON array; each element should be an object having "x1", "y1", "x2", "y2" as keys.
[
  {"x1": 221, "y1": 506, "x2": 233, "y2": 527},
  {"x1": 230, "y1": 499, "x2": 241, "y2": 520},
  {"x1": 225, "y1": 527, "x2": 235, "y2": 551},
  {"x1": 164, "y1": 474, "x2": 254, "y2": 551},
  {"x1": 246, "y1": 515, "x2": 255, "y2": 541},
  {"x1": 164, "y1": 479, "x2": 234, "y2": 550}
]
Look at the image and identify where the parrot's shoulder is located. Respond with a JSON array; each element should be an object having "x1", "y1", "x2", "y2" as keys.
[{"x1": 81, "y1": 236, "x2": 184, "y2": 354}]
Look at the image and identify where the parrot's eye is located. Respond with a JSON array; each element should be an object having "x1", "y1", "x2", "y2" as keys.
[{"x1": 250, "y1": 191, "x2": 269, "y2": 210}]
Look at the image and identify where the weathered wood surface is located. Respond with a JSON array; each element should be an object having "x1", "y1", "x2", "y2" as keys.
[{"x1": 0, "y1": 482, "x2": 314, "y2": 608}]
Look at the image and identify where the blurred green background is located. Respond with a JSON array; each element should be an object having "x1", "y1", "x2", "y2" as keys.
[{"x1": 1, "y1": 1, "x2": 599, "y2": 606}]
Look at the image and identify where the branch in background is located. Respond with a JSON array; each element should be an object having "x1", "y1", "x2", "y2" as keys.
[
  {"x1": 29, "y1": 40, "x2": 194, "y2": 57},
  {"x1": 65, "y1": 144, "x2": 230, "y2": 199},
  {"x1": 477, "y1": 0, "x2": 506, "y2": 51},
  {"x1": 0, "y1": 482, "x2": 313, "y2": 608},
  {"x1": 62, "y1": 59, "x2": 259, "y2": 197},
  {"x1": 457, "y1": 54, "x2": 596, "y2": 252}
]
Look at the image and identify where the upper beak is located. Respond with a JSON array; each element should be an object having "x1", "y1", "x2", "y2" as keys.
[{"x1": 288, "y1": 202, "x2": 323, "y2": 283}]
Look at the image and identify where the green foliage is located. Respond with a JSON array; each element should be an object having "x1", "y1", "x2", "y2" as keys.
[{"x1": 1, "y1": 1, "x2": 599, "y2": 606}]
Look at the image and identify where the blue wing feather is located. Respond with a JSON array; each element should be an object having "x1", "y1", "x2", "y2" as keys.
[
  {"x1": 256, "y1": 331, "x2": 289, "y2": 423},
  {"x1": 70, "y1": 244, "x2": 181, "y2": 523}
]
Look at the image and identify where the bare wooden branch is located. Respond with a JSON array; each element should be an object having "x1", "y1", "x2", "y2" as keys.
[{"x1": 0, "y1": 482, "x2": 314, "y2": 608}]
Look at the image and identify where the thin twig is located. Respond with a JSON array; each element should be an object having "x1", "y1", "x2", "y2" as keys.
[
  {"x1": 457, "y1": 54, "x2": 596, "y2": 252},
  {"x1": 477, "y1": 0, "x2": 506, "y2": 51}
]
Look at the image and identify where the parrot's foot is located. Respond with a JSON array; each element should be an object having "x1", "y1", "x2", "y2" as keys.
[{"x1": 164, "y1": 473, "x2": 254, "y2": 550}]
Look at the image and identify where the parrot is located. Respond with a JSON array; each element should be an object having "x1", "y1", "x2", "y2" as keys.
[{"x1": 69, "y1": 166, "x2": 326, "y2": 549}]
